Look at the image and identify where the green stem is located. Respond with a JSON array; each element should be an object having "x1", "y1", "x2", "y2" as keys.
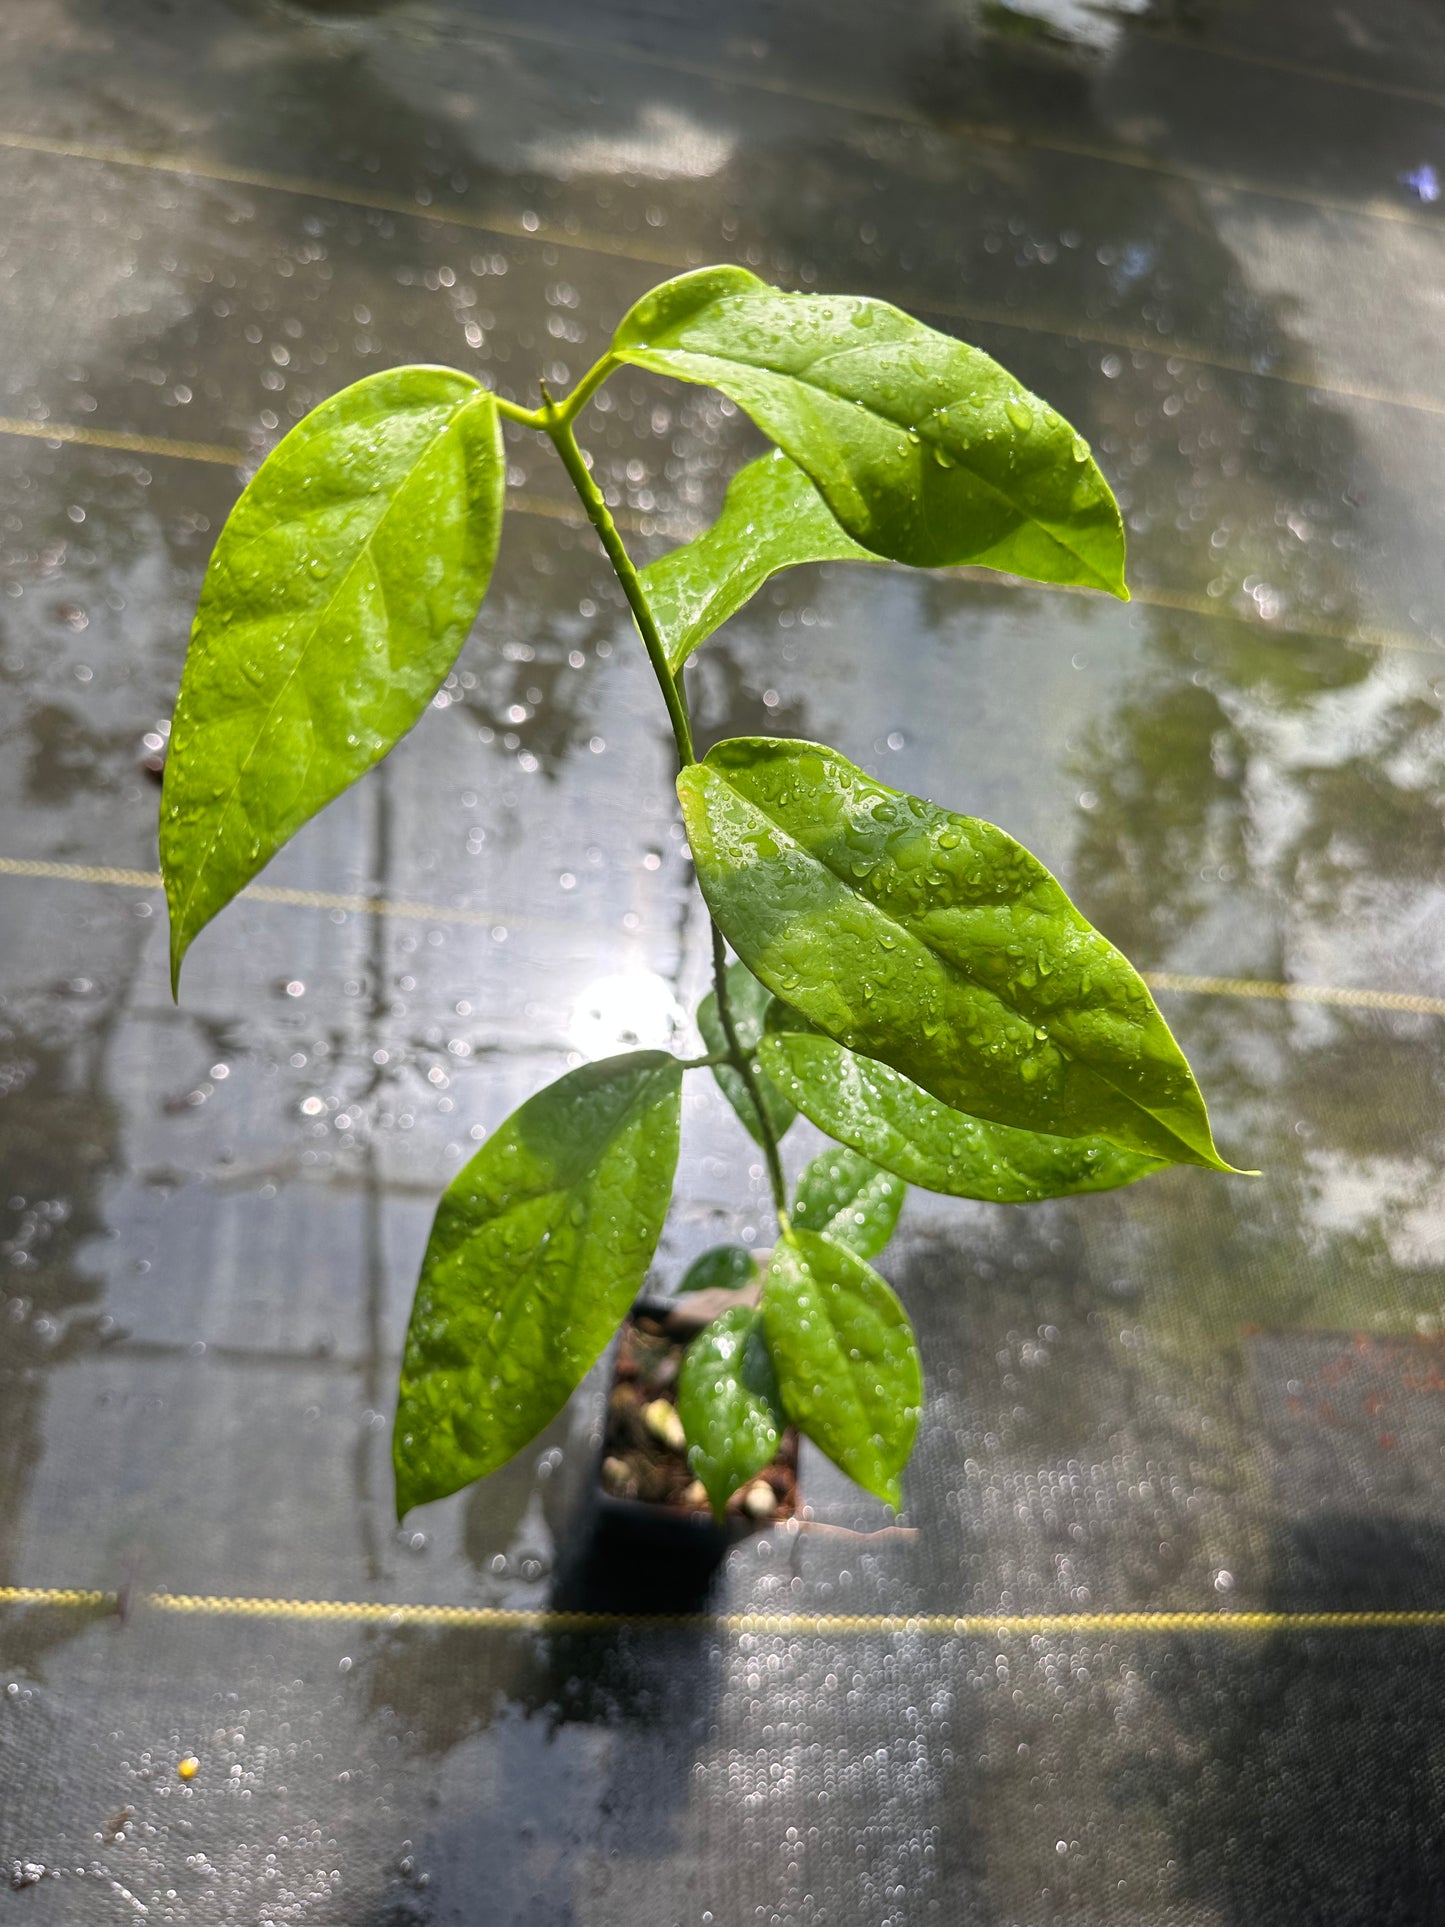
[
  {"x1": 711, "y1": 925, "x2": 792, "y2": 1236},
  {"x1": 540, "y1": 375, "x2": 791, "y2": 1238},
  {"x1": 489, "y1": 351, "x2": 613, "y2": 430},
  {"x1": 540, "y1": 401, "x2": 695, "y2": 768},
  {"x1": 557, "y1": 352, "x2": 620, "y2": 424}
]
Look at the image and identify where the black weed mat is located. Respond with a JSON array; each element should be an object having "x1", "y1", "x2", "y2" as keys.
[{"x1": 6, "y1": 0, "x2": 1445, "y2": 1920}]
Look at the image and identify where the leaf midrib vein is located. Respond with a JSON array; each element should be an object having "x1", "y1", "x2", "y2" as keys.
[
  {"x1": 729, "y1": 770, "x2": 1196, "y2": 1158},
  {"x1": 642, "y1": 334, "x2": 1115, "y2": 590},
  {"x1": 775, "y1": 1030, "x2": 1164, "y2": 1194},
  {"x1": 436, "y1": 1069, "x2": 676, "y2": 1392}
]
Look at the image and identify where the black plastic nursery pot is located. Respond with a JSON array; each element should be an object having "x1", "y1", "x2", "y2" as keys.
[{"x1": 551, "y1": 1291, "x2": 799, "y2": 1611}]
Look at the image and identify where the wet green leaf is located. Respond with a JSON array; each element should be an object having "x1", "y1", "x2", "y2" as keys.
[
  {"x1": 162, "y1": 368, "x2": 504, "y2": 991},
  {"x1": 677, "y1": 1305, "x2": 785, "y2": 1517},
  {"x1": 393, "y1": 1052, "x2": 682, "y2": 1515},
  {"x1": 678, "y1": 737, "x2": 1236, "y2": 1171},
  {"x1": 678, "y1": 1243, "x2": 761, "y2": 1293},
  {"x1": 697, "y1": 960, "x2": 797, "y2": 1149},
  {"x1": 763, "y1": 1230, "x2": 920, "y2": 1507},
  {"x1": 614, "y1": 265, "x2": 1126, "y2": 594},
  {"x1": 641, "y1": 449, "x2": 876, "y2": 670},
  {"x1": 763, "y1": 1017, "x2": 1165, "y2": 1201},
  {"x1": 792, "y1": 1146, "x2": 906, "y2": 1258}
]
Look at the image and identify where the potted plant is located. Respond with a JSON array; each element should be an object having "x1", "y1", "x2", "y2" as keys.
[
  {"x1": 158, "y1": 266, "x2": 1243, "y2": 1550},
  {"x1": 598, "y1": 1284, "x2": 797, "y2": 1530}
]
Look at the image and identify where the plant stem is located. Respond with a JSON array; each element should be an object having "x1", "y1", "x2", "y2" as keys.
[
  {"x1": 711, "y1": 925, "x2": 792, "y2": 1236},
  {"x1": 540, "y1": 402, "x2": 694, "y2": 768},
  {"x1": 557, "y1": 353, "x2": 620, "y2": 424},
  {"x1": 541, "y1": 385, "x2": 792, "y2": 1238}
]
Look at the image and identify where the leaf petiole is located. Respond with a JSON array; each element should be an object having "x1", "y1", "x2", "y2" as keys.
[
  {"x1": 490, "y1": 394, "x2": 546, "y2": 430},
  {"x1": 555, "y1": 352, "x2": 621, "y2": 424},
  {"x1": 711, "y1": 925, "x2": 792, "y2": 1237},
  {"x1": 539, "y1": 390, "x2": 695, "y2": 768},
  {"x1": 488, "y1": 352, "x2": 616, "y2": 432}
]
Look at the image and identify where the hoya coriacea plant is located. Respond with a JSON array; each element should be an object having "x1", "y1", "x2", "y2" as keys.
[{"x1": 161, "y1": 267, "x2": 1240, "y2": 1521}]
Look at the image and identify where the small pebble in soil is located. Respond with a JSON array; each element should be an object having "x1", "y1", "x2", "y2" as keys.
[
  {"x1": 641, "y1": 1397, "x2": 687, "y2": 1453},
  {"x1": 602, "y1": 1314, "x2": 799, "y2": 1522},
  {"x1": 743, "y1": 1481, "x2": 778, "y2": 1519},
  {"x1": 601, "y1": 1455, "x2": 632, "y2": 1495}
]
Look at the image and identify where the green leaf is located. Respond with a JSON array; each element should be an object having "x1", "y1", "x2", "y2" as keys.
[
  {"x1": 614, "y1": 265, "x2": 1126, "y2": 595},
  {"x1": 762, "y1": 1230, "x2": 920, "y2": 1507},
  {"x1": 792, "y1": 1146, "x2": 905, "y2": 1258},
  {"x1": 162, "y1": 367, "x2": 505, "y2": 991},
  {"x1": 393, "y1": 1052, "x2": 682, "y2": 1515},
  {"x1": 763, "y1": 1019, "x2": 1165, "y2": 1201},
  {"x1": 678, "y1": 1243, "x2": 761, "y2": 1293},
  {"x1": 697, "y1": 960, "x2": 797, "y2": 1149},
  {"x1": 677, "y1": 1305, "x2": 785, "y2": 1518},
  {"x1": 640, "y1": 449, "x2": 876, "y2": 670},
  {"x1": 678, "y1": 738, "x2": 1237, "y2": 1172}
]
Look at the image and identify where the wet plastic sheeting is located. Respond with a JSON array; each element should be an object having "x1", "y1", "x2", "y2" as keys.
[{"x1": 4, "y1": 0, "x2": 1445, "y2": 1920}]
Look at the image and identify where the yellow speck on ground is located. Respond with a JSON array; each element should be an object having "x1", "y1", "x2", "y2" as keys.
[{"x1": 177, "y1": 1756, "x2": 199, "y2": 1781}]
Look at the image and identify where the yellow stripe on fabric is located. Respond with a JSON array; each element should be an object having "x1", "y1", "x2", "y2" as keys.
[
  {"x1": 3, "y1": 858, "x2": 1441, "y2": 1018},
  {"x1": 0, "y1": 858, "x2": 165, "y2": 891},
  {"x1": 1134, "y1": 26, "x2": 1445, "y2": 113},
  {"x1": 1119, "y1": 581, "x2": 1443, "y2": 658},
  {"x1": 0, "y1": 416, "x2": 244, "y2": 464},
  {"x1": 0, "y1": 129, "x2": 686, "y2": 268},
  {"x1": 1144, "y1": 970, "x2": 1445, "y2": 1020},
  {"x1": 0, "y1": 421, "x2": 694, "y2": 538},
  {"x1": 904, "y1": 293, "x2": 1445, "y2": 425},
  {"x1": 1, "y1": 415, "x2": 1440, "y2": 661},
  {"x1": 0, "y1": 1586, "x2": 115, "y2": 1610},
  {"x1": 5, "y1": 1586, "x2": 1445, "y2": 1637},
  {"x1": 0, "y1": 857, "x2": 560, "y2": 935},
  {"x1": 2, "y1": 128, "x2": 1445, "y2": 424}
]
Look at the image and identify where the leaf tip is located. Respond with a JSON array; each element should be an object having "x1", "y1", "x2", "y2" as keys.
[
  {"x1": 693, "y1": 1457, "x2": 730, "y2": 1523},
  {"x1": 1197, "y1": 1134, "x2": 1256, "y2": 1178},
  {"x1": 1089, "y1": 546, "x2": 1129, "y2": 602},
  {"x1": 163, "y1": 860, "x2": 194, "y2": 1001},
  {"x1": 392, "y1": 1459, "x2": 420, "y2": 1524},
  {"x1": 1196, "y1": 1148, "x2": 1257, "y2": 1178}
]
